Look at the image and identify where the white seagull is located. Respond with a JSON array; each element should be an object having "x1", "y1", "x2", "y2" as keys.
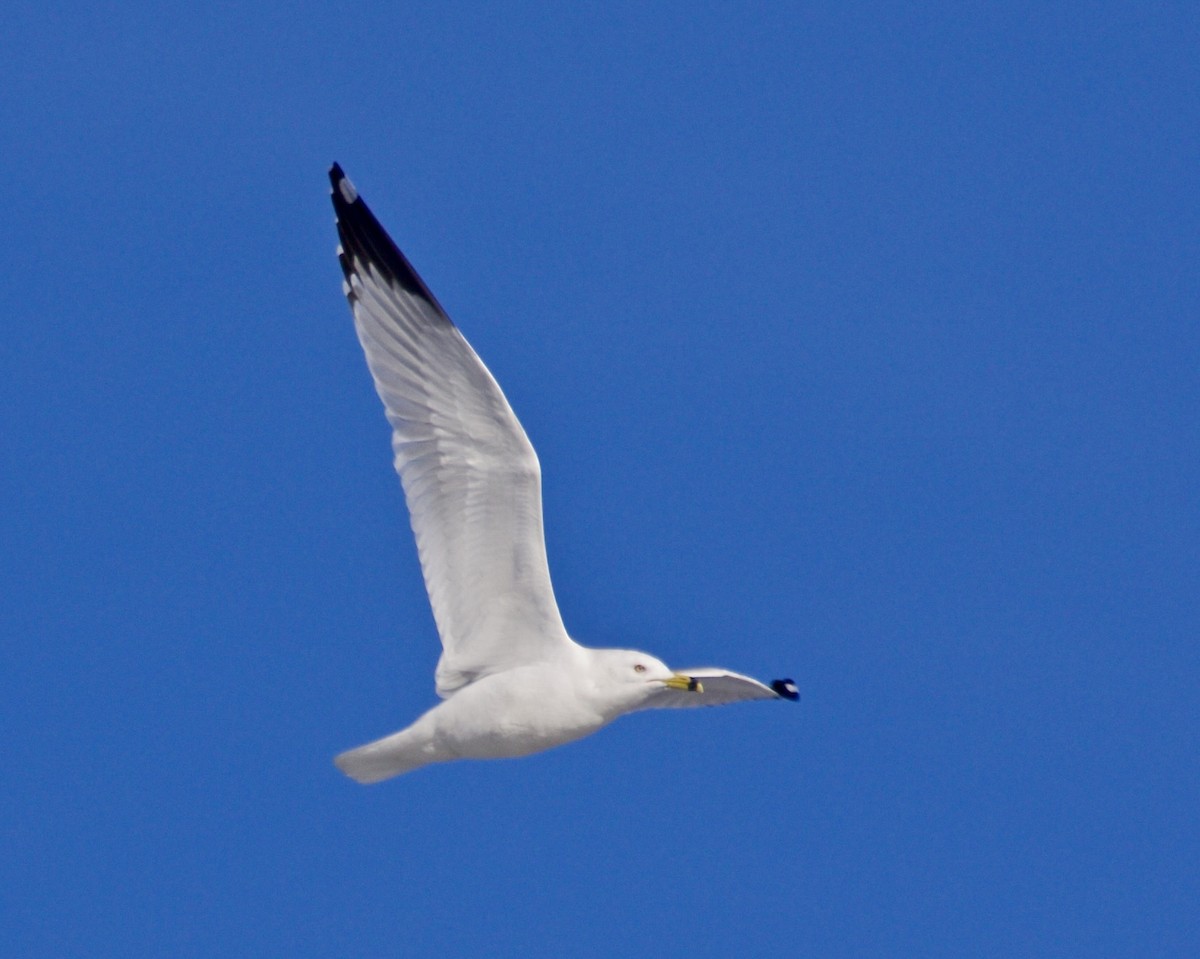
[{"x1": 329, "y1": 164, "x2": 797, "y2": 783}]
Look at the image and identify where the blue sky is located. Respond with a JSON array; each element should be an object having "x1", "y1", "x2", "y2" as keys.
[{"x1": 3, "y1": 1, "x2": 1197, "y2": 955}]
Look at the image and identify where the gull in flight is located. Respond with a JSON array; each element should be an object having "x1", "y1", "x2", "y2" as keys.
[{"x1": 329, "y1": 164, "x2": 797, "y2": 783}]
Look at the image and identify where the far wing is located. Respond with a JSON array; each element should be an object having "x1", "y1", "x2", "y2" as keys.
[
  {"x1": 329, "y1": 165, "x2": 574, "y2": 697},
  {"x1": 642, "y1": 669, "x2": 799, "y2": 710}
]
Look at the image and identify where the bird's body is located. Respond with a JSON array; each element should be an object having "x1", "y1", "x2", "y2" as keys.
[
  {"x1": 338, "y1": 653, "x2": 644, "y2": 783},
  {"x1": 328, "y1": 164, "x2": 797, "y2": 783}
]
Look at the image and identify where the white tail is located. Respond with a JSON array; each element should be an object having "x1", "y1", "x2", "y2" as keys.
[{"x1": 334, "y1": 727, "x2": 441, "y2": 784}]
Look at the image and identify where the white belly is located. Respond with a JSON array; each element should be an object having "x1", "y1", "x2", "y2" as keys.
[{"x1": 430, "y1": 664, "x2": 609, "y2": 760}]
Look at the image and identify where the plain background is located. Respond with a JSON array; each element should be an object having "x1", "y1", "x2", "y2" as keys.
[{"x1": 3, "y1": 2, "x2": 1197, "y2": 956}]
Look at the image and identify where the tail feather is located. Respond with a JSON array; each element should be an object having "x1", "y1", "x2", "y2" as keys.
[{"x1": 334, "y1": 728, "x2": 438, "y2": 784}]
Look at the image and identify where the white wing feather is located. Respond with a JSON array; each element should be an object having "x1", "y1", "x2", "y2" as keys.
[
  {"x1": 330, "y1": 166, "x2": 574, "y2": 697},
  {"x1": 641, "y1": 669, "x2": 799, "y2": 710}
]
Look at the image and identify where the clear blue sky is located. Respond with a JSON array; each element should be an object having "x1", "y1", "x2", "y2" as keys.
[{"x1": 3, "y1": 2, "x2": 1197, "y2": 956}]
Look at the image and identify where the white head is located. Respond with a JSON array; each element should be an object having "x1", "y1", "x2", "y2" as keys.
[{"x1": 584, "y1": 648, "x2": 701, "y2": 717}]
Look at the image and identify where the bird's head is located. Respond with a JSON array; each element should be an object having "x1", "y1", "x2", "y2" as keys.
[{"x1": 585, "y1": 648, "x2": 702, "y2": 714}]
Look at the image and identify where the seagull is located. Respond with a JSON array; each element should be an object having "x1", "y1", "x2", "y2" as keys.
[{"x1": 329, "y1": 164, "x2": 798, "y2": 783}]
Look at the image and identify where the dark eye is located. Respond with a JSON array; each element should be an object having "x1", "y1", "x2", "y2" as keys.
[{"x1": 633, "y1": 663, "x2": 646, "y2": 673}]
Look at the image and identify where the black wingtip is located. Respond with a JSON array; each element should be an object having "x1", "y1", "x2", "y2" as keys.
[
  {"x1": 327, "y1": 166, "x2": 451, "y2": 319},
  {"x1": 329, "y1": 163, "x2": 359, "y2": 206},
  {"x1": 771, "y1": 679, "x2": 800, "y2": 701}
]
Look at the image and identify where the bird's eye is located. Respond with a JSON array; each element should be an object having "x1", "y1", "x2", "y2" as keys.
[{"x1": 633, "y1": 664, "x2": 646, "y2": 673}]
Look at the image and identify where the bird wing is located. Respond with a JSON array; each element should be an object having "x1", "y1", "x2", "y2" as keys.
[
  {"x1": 330, "y1": 165, "x2": 575, "y2": 697},
  {"x1": 642, "y1": 669, "x2": 799, "y2": 709}
]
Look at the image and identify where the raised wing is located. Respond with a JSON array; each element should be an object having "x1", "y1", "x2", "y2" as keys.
[
  {"x1": 329, "y1": 164, "x2": 574, "y2": 697},
  {"x1": 642, "y1": 669, "x2": 799, "y2": 710}
]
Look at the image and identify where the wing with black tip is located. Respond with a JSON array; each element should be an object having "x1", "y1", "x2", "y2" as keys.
[
  {"x1": 642, "y1": 668, "x2": 800, "y2": 710},
  {"x1": 329, "y1": 164, "x2": 575, "y2": 697}
]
